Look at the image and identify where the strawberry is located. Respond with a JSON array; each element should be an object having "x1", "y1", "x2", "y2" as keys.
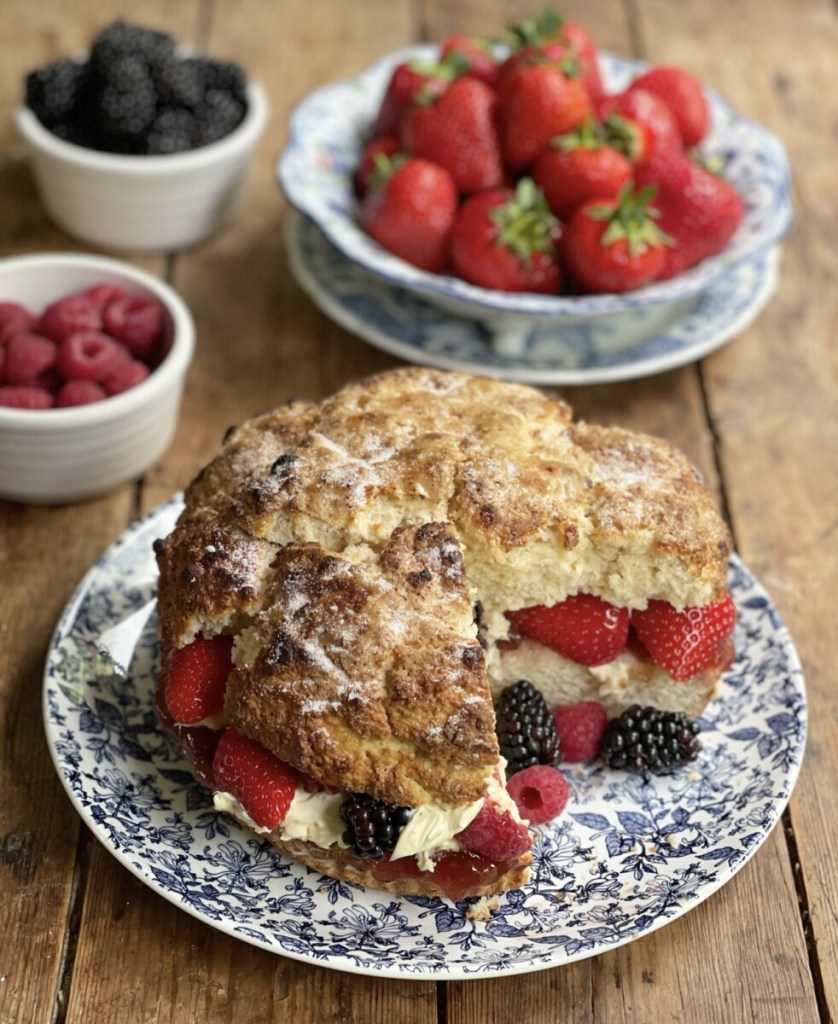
[
  {"x1": 630, "y1": 593, "x2": 737, "y2": 681},
  {"x1": 400, "y1": 76, "x2": 504, "y2": 194},
  {"x1": 496, "y1": 57, "x2": 593, "y2": 172},
  {"x1": 532, "y1": 119, "x2": 633, "y2": 220},
  {"x1": 601, "y1": 112, "x2": 652, "y2": 166},
  {"x1": 630, "y1": 65, "x2": 710, "y2": 147},
  {"x1": 440, "y1": 33, "x2": 498, "y2": 86},
  {"x1": 359, "y1": 155, "x2": 457, "y2": 272},
  {"x1": 370, "y1": 57, "x2": 457, "y2": 137},
  {"x1": 506, "y1": 593, "x2": 629, "y2": 666},
  {"x1": 163, "y1": 633, "x2": 234, "y2": 726},
  {"x1": 634, "y1": 148, "x2": 744, "y2": 278},
  {"x1": 212, "y1": 728, "x2": 302, "y2": 830},
  {"x1": 561, "y1": 184, "x2": 669, "y2": 294},
  {"x1": 561, "y1": 21, "x2": 606, "y2": 104},
  {"x1": 353, "y1": 135, "x2": 402, "y2": 197},
  {"x1": 597, "y1": 88, "x2": 683, "y2": 159},
  {"x1": 154, "y1": 670, "x2": 222, "y2": 785},
  {"x1": 448, "y1": 178, "x2": 562, "y2": 293},
  {"x1": 501, "y1": 8, "x2": 604, "y2": 103}
]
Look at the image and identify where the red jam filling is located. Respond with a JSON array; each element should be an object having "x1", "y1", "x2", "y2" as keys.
[{"x1": 373, "y1": 850, "x2": 512, "y2": 902}]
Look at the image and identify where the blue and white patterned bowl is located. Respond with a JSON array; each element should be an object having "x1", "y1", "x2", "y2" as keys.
[{"x1": 277, "y1": 46, "x2": 792, "y2": 354}]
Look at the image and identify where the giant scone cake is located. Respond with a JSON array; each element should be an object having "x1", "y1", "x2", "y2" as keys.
[{"x1": 153, "y1": 367, "x2": 735, "y2": 901}]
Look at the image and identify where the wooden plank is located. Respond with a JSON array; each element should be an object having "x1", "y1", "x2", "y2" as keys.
[
  {"x1": 0, "y1": 499, "x2": 135, "y2": 1024},
  {"x1": 669, "y1": 0, "x2": 838, "y2": 1018},
  {"x1": 584, "y1": 0, "x2": 829, "y2": 1020},
  {"x1": 0, "y1": 5, "x2": 188, "y2": 1021}
]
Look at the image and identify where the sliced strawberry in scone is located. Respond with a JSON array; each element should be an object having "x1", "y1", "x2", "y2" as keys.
[
  {"x1": 163, "y1": 633, "x2": 233, "y2": 726},
  {"x1": 631, "y1": 593, "x2": 737, "y2": 681},
  {"x1": 506, "y1": 594, "x2": 630, "y2": 666},
  {"x1": 212, "y1": 729, "x2": 302, "y2": 831}
]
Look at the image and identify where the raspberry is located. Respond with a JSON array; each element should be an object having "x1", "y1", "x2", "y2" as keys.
[
  {"x1": 0, "y1": 385, "x2": 54, "y2": 409},
  {"x1": 552, "y1": 701, "x2": 609, "y2": 763},
  {"x1": 506, "y1": 765, "x2": 570, "y2": 825},
  {"x1": 102, "y1": 294, "x2": 164, "y2": 357},
  {"x1": 38, "y1": 295, "x2": 101, "y2": 342},
  {"x1": 0, "y1": 302, "x2": 36, "y2": 345},
  {"x1": 56, "y1": 379, "x2": 107, "y2": 407},
  {"x1": 4, "y1": 333, "x2": 58, "y2": 386},
  {"x1": 85, "y1": 283, "x2": 126, "y2": 311},
  {"x1": 57, "y1": 331, "x2": 125, "y2": 382},
  {"x1": 104, "y1": 359, "x2": 150, "y2": 395},
  {"x1": 455, "y1": 798, "x2": 531, "y2": 860}
]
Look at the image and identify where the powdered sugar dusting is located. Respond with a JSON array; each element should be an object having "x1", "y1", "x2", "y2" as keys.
[{"x1": 311, "y1": 430, "x2": 397, "y2": 507}]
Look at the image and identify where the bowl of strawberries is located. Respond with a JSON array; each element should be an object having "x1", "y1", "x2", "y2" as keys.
[{"x1": 278, "y1": 9, "x2": 792, "y2": 356}]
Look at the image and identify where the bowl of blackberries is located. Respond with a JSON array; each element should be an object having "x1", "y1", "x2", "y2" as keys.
[{"x1": 17, "y1": 20, "x2": 268, "y2": 252}]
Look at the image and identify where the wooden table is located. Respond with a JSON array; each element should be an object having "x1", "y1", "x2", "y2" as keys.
[{"x1": 1, "y1": 1, "x2": 835, "y2": 1021}]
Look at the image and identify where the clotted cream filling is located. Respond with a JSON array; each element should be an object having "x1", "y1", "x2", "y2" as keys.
[{"x1": 214, "y1": 765, "x2": 525, "y2": 872}]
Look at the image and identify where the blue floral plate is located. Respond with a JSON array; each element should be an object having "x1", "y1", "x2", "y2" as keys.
[
  {"x1": 43, "y1": 497, "x2": 806, "y2": 979},
  {"x1": 286, "y1": 211, "x2": 779, "y2": 385}
]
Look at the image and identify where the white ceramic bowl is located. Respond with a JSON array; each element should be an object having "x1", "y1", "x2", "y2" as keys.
[
  {"x1": 17, "y1": 82, "x2": 268, "y2": 253},
  {"x1": 278, "y1": 47, "x2": 793, "y2": 355},
  {"x1": 0, "y1": 252, "x2": 195, "y2": 504}
]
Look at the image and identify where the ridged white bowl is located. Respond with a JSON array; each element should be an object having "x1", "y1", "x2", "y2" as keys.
[
  {"x1": 17, "y1": 83, "x2": 268, "y2": 253},
  {"x1": 0, "y1": 253, "x2": 194, "y2": 504}
]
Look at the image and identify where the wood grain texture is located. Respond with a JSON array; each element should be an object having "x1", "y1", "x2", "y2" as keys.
[{"x1": 1, "y1": 0, "x2": 834, "y2": 1020}]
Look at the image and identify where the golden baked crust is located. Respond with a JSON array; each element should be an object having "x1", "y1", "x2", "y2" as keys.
[
  {"x1": 157, "y1": 366, "x2": 731, "y2": 647},
  {"x1": 224, "y1": 522, "x2": 498, "y2": 806}
]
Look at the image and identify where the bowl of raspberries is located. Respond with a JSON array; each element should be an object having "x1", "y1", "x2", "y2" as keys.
[
  {"x1": 0, "y1": 252, "x2": 195, "y2": 504},
  {"x1": 278, "y1": 8, "x2": 792, "y2": 354},
  {"x1": 17, "y1": 20, "x2": 268, "y2": 253}
]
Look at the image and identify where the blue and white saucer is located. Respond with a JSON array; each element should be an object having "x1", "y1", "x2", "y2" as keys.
[
  {"x1": 44, "y1": 497, "x2": 805, "y2": 979},
  {"x1": 285, "y1": 211, "x2": 779, "y2": 386}
]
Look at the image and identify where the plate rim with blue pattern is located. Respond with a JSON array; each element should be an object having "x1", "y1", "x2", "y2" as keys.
[{"x1": 43, "y1": 497, "x2": 806, "y2": 979}]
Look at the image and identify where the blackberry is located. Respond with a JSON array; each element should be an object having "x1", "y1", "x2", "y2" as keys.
[
  {"x1": 146, "y1": 106, "x2": 196, "y2": 155},
  {"x1": 494, "y1": 679, "x2": 560, "y2": 776},
  {"x1": 153, "y1": 57, "x2": 207, "y2": 111},
  {"x1": 192, "y1": 58, "x2": 248, "y2": 104},
  {"x1": 193, "y1": 88, "x2": 246, "y2": 147},
  {"x1": 339, "y1": 793, "x2": 412, "y2": 859},
  {"x1": 600, "y1": 705, "x2": 701, "y2": 776},
  {"x1": 24, "y1": 21, "x2": 250, "y2": 156},
  {"x1": 94, "y1": 54, "x2": 157, "y2": 147},
  {"x1": 89, "y1": 21, "x2": 176, "y2": 76},
  {"x1": 25, "y1": 59, "x2": 88, "y2": 126}
]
